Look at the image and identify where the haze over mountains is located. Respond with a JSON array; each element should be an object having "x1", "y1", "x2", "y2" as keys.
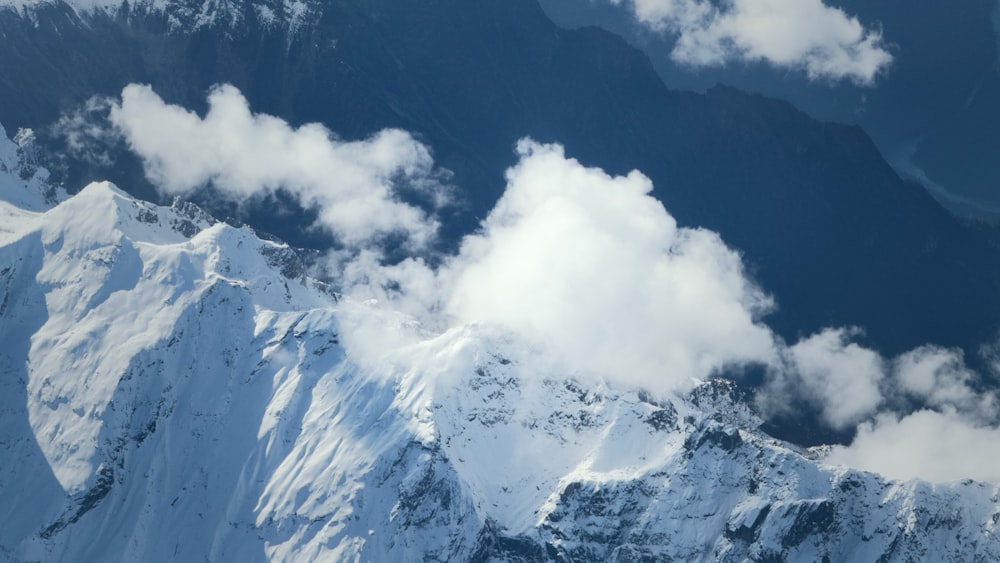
[{"x1": 2, "y1": 0, "x2": 1000, "y2": 560}]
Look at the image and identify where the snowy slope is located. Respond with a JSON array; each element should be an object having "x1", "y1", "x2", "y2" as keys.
[{"x1": 1, "y1": 150, "x2": 1000, "y2": 561}]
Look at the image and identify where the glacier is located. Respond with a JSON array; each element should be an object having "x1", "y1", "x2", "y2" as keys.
[{"x1": 2, "y1": 125, "x2": 1000, "y2": 562}]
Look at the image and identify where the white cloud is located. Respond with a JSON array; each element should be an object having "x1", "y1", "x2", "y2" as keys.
[
  {"x1": 892, "y1": 346, "x2": 995, "y2": 417},
  {"x1": 338, "y1": 140, "x2": 779, "y2": 393},
  {"x1": 740, "y1": 327, "x2": 1000, "y2": 485},
  {"x1": 759, "y1": 328, "x2": 885, "y2": 429},
  {"x1": 609, "y1": 0, "x2": 892, "y2": 83},
  {"x1": 753, "y1": 330, "x2": 1000, "y2": 483},
  {"x1": 439, "y1": 140, "x2": 777, "y2": 391},
  {"x1": 109, "y1": 84, "x2": 444, "y2": 250},
  {"x1": 791, "y1": 342, "x2": 1000, "y2": 484},
  {"x1": 826, "y1": 409, "x2": 1000, "y2": 484}
]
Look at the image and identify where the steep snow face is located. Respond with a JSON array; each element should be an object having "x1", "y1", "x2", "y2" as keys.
[
  {"x1": 0, "y1": 176, "x2": 480, "y2": 561},
  {"x1": 2, "y1": 173, "x2": 1000, "y2": 561}
]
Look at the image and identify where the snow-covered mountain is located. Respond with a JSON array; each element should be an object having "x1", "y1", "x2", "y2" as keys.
[{"x1": 2, "y1": 125, "x2": 999, "y2": 562}]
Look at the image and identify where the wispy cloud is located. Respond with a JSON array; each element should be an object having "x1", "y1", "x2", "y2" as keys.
[
  {"x1": 110, "y1": 84, "x2": 447, "y2": 251},
  {"x1": 759, "y1": 328, "x2": 885, "y2": 429},
  {"x1": 607, "y1": 0, "x2": 892, "y2": 83}
]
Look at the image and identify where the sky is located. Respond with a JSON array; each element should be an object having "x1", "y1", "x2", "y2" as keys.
[{"x1": 108, "y1": 83, "x2": 1000, "y2": 485}]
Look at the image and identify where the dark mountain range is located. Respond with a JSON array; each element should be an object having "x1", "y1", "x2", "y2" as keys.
[
  {"x1": 540, "y1": 0, "x2": 1000, "y2": 219},
  {"x1": 1, "y1": 0, "x2": 998, "y2": 365}
]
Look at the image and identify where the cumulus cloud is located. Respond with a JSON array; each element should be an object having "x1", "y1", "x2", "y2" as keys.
[
  {"x1": 440, "y1": 140, "x2": 777, "y2": 389},
  {"x1": 760, "y1": 328, "x2": 885, "y2": 429},
  {"x1": 826, "y1": 409, "x2": 1000, "y2": 484},
  {"x1": 109, "y1": 84, "x2": 445, "y2": 250},
  {"x1": 892, "y1": 346, "x2": 995, "y2": 416},
  {"x1": 758, "y1": 333, "x2": 1000, "y2": 483},
  {"x1": 340, "y1": 140, "x2": 779, "y2": 392},
  {"x1": 824, "y1": 345, "x2": 1000, "y2": 484},
  {"x1": 608, "y1": 0, "x2": 892, "y2": 83}
]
